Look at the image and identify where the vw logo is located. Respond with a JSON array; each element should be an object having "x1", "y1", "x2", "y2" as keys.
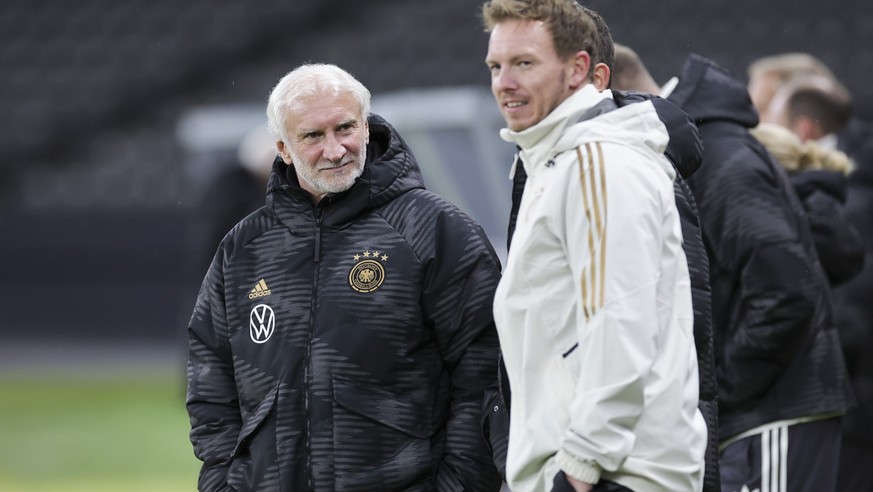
[{"x1": 249, "y1": 304, "x2": 275, "y2": 343}]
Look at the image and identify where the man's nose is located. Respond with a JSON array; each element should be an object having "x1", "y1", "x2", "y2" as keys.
[
  {"x1": 492, "y1": 70, "x2": 517, "y2": 93},
  {"x1": 323, "y1": 133, "x2": 347, "y2": 162}
]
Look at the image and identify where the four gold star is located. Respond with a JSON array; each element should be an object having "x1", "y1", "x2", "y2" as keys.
[{"x1": 353, "y1": 250, "x2": 388, "y2": 262}]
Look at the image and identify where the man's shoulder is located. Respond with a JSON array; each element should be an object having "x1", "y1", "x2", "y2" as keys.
[
  {"x1": 219, "y1": 206, "x2": 277, "y2": 257},
  {"x1": 381, "y1": 188, "x2": 472, "y2": 221},
  {"x1": 376, "y1": 189, "x2": 495, "y2": 256}
]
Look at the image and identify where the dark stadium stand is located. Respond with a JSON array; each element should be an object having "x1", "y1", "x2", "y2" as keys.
[{"x1": 1, "y1": 0, "x2": 871, "y2": 345}]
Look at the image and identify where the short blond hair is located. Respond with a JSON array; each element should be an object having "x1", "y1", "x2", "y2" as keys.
[
  {"x1": 481, "y1": 0, "x2": 601, "y2": 64},
  {"x1": 751, "y1": 122, "x2": 852, "y2": 174}
]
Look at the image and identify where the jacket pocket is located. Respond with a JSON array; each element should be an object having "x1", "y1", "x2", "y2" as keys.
[
  {"x1": 332, "y1": 377, "x2": 434, "y2": 490},
  {"x1": 227, "y1": 384, "x2": 280, "y2": 491},
  {"x1": 232, "y1": 384, "x2": 280, "y2": 459},
  {"x1": 548, "y1": 348, "x2": 579, "y2": 432}
]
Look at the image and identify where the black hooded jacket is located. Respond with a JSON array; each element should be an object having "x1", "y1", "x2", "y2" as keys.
[
  {"x1": 187, "y1": 114, "x2": 503, "y2": 491},
  {"x1": 668, "y1": 54, "x2": 854, "y2": 441}
]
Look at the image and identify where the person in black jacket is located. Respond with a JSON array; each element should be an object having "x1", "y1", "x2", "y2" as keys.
[
  {"x1": 186, "y1": 63, "x2": 503, "y2": 491},
  {"x1": 748, "y1": 54, "x2": 873, "y2": 490},
  {"x1": 750, "y1": 122, "x2": 864, "y2": 286},
  {"x1": 613, "y1": 51, "x2": 854, "y2": 492}
]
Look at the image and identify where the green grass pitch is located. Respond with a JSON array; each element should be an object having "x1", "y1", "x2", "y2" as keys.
[{"x1": 0, "y1": 371, "x2": 201, "y2": 491}]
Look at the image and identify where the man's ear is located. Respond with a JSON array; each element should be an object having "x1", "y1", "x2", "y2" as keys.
[
  {"x1": 276, "y1": 140, "x2": 292, "y2": 164},
  {"x1": 568, "y1": 50, "x2": 592, "y2": 91},
  {"x1": 592, "y1": 62, "x2": 611, "y2": 92}
]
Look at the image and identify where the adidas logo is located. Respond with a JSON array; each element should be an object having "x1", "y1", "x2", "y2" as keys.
[{"x1": 248, "y1": 279, "x2": 272, "y2": 299}]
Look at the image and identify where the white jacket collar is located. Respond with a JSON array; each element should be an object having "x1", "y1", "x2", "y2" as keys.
[
  {"x1": 501, "y1": 85, "x2": 674, "y2": 181},
  {"x1": 500, "y1": 85, "x2": 611, "y2": 177}
]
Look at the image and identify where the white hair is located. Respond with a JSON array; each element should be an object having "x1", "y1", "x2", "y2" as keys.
[{"x1": 265, "y1": 63, "x2": 371, "y2": 143}]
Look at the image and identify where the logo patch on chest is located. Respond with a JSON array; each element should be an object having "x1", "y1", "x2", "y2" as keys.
[
  {"x1": 248, "y1": 278, "x2": 271, "y2": 299},
  {"x1": 349, "y1": 250, "x2": 388, "y2": 293},
  {"x1": 249, "y1": 304, "x2": 275, "y2": 343}
]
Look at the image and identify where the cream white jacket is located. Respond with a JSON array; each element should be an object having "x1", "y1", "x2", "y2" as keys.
[{"x1": 493, "y1": 86, "x2": 707, "y2": 492}]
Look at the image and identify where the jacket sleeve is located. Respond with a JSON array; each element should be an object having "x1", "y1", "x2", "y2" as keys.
[
  {"x1": 423, "y1": 209, "x2": 503, "y2": 492},
  {"x1": 554, "y1": 149, "x2": 672, "y2": 484},
  {"x1": 186, "y1": 250, "x2": 239, "y2": 492}
]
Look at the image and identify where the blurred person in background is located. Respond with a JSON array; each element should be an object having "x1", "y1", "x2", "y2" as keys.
[
  {"x1": 754, "y1": 60, "x2": 873, "y2": 490},
  {"x1": 612, "y1": 48, "x2": 854, "y2": 492},
  {"x1": 186, "y1": 63, "x2": 503, "y2": 491},
  {"x1": 482, "y1": 1, "x2": 708, "y2": 490},
  {"x1": 190, "y1": 124, "x2": 276, "y2": 277},
  {"x1": 747, "y1": 52, "x2": 873, "y2": 173},
  {"x1": 746, "y1": 53, "x2": 840, "y2": 122},
  {"x1": 762, "y1": 74, "x2": 852, "y2": 150},
  {"x1": 749, "y1": 123, "x2": 864, "y2": 285}
]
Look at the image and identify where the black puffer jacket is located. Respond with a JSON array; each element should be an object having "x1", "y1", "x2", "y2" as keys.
[
  {"x1": 669, "y1": 54, "x2": 854, "y2": 441},
  {"x1": 788, "y1": 170, "x2": 864, "y2": 286},
  {"x1": 187, "y1": 114, "x2": 503, "y2": 491},
  {"x1": 488, "y1": 92, "x2": 722, "y2": 491}
]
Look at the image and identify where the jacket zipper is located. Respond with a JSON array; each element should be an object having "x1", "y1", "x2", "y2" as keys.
[{"x1": 303, "y1": 206, "x2": 323, "y2": 489}]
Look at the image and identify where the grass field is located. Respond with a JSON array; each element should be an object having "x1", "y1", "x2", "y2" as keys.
[{"x1": 0, "y1": 369, "x2": 201, "y2": 491}]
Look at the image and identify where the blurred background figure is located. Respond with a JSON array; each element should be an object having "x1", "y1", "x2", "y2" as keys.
[
  {"x1": 188, "y1": 123, "x2": 275, "y2": 277},
  {"x1": 612, "y1": 47, "x2": 854, "y2": 492},
  {"x1": 747, "y1": 53, "x2": 873, "y2": 491},
  {"x1": 747, "y1": 51, "x2": 873, "y2": 179},
  {"x1": 746, "y1": 53, "x2": 841, "y2": 121},
  {"x1": 762, "y1": 74, "x2": 852, "y2": 148},
  {"x1": 749, "y1": 123, "x2": 863, "y2": 285}
]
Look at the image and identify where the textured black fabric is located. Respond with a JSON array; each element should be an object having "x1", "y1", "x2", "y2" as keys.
[
  {"x1": 187, "y1": 114, "x2": 503, "y2": 491},
  {"x1": 788, "y1": 170, "x2": 864, "y2": 286},
  {"x1": 670, "y1": 54, "x2": 854, "y2": 441},
  {"x1": 613, "y1": 91, "x2": 704, "y2": 181},
  {"x1": 486, "y1": 93, "x2": 722, "y2": 491},
  {"x1": 480, "y1": 155, "x2": 524, "y2": 482}
]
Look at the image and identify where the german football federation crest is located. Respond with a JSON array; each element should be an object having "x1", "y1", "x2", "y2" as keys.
[{"x1": 349, "y1": 250, "x2": 388, "y2": 293}]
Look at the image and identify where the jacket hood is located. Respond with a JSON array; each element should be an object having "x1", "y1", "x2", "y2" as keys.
[
  {"x1": 501, "y1": 85, "x2": 674, "y2": 180},
  {"x1": 265, "y1": 113, "x2": 425, "y2": 229},
  {"x1": 789, "y1": 169, "x2": 849, "y2": 202},
  {"x1": 667, "y1": 54, "x2": 760, "y2": 129},
  {"x1": 614, "y1": 91, "x2": 703, "y2": 180}
]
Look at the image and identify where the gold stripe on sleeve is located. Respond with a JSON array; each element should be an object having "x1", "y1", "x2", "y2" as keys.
[
  {"x1": 577, "y1": 143, "x2": 608, "y2": 321},
  {"x1": 576, "y1": 146, "x2": 592, "y2": 321},
  {"x1": 596, "y1": 142, "x2": 607, "y2": 309}
]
